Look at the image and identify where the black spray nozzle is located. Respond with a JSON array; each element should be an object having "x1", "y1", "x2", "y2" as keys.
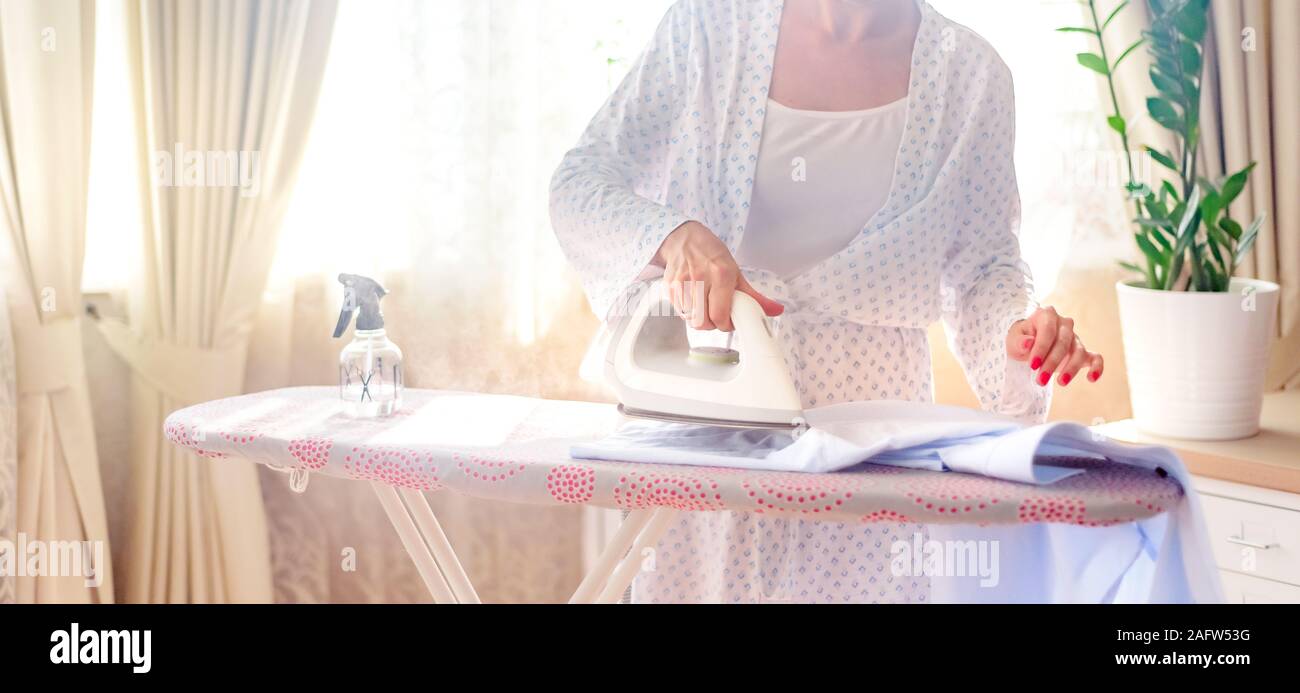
[{"x1": 334, "y1": 273, "x2": 388, "y2": 338}]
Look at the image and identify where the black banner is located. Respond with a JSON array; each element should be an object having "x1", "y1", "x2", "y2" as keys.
[{"x1": 0, "y1": 603, "x2": 1289, "y2": 681}]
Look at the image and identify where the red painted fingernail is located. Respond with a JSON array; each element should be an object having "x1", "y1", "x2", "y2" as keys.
[
  {"x1": 1030, "y1": 357, "x2": 1042, "y2": 370},
  {"x1": 1061, "y1": 373, "x2": 1072, "y2": 385},
  {"x1": 1022, "y1": 338, "x2": 1033, "y2": 350},
  {"x1": 1038, "y1": 371, "x2": 1051, "y2": 386},
  {"x1": 1088, "y1": 371, "x2": 1100, "y2": 382}
]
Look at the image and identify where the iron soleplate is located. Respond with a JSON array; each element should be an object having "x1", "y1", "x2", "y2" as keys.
[{"x1": 617, "y1": 404, "x2": 805, "y2": 432}]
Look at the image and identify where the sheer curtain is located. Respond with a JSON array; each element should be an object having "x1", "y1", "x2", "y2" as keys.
[{"x1": 250, "y1": 0, "x2": 673, "y2": 602}]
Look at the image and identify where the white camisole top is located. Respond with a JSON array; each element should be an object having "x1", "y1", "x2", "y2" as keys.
[{"x1": 736, "y1": 96, "x2": 907, "y2": 279}]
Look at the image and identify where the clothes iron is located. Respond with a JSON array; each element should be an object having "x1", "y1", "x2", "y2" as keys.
[{"x1": 604, "y1": 281, "x2": 806, "y2": 431}]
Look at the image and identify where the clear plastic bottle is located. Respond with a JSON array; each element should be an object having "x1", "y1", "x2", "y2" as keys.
[
  {"x1": 339, "y1": 328, "x2": 403, "y2": 417},
  {"x1": 334, "y1": 274, "x2": 403, "y2": 418}
]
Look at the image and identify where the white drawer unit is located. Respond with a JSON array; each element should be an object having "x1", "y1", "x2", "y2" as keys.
[
  {"x1": 1198, "y1": 492, "x2": 1300, "y2": 585},
  {"x1": 1220, "y1": 571, "x2": 1300, "y2": 604}
]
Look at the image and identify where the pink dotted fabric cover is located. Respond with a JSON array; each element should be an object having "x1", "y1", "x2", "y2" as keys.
[{"x1": 163, "y1": 387, "x2": 1182, "y2": 526}]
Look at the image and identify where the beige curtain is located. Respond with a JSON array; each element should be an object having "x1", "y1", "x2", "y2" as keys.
[
  {"x1": 0, "y1": 0, "x2": 114, "y2": 603},
  {"x1": 0, "y1": 288, "x2": 14, "y2": 603},
  {"x1": 1201, "y1": 0, "x2": 1300, "y2": 388},
  {"x1": 99, "y1": 0, "x2": 337, "y2": 602}
]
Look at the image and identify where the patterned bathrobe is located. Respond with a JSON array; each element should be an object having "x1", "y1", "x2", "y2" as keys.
[{"x1": 550, "y1": 0, "x2": 1051, "y2": 603}]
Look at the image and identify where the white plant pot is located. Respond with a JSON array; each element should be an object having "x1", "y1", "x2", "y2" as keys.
[{"x1": 1116, "y1": 278, "x2": 1279, "y2": 440}]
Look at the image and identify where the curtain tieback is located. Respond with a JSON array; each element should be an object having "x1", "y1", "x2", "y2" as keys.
[
  {"x1": 94, "y1": 318, "x2": 248, "y2": 404},
  {"x1": 14, "y1": 317, "x2": 86, "y2": 396}
]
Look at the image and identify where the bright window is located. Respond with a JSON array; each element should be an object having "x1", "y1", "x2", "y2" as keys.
[
  {"x1": 930, "y1": 0, "x2": 1125, "y2": 298},
  {"x1": 272, "y1": 0, "x2": 675, "y2": 344},
  {"x1": 83, "y1": 0, "x2": 141, "y2": 293}
]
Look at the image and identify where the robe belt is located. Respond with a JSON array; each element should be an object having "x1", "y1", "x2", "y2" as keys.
[
  {"x1": 14, "y1": 317, "x2": 87, "y2": 396},
  {"x1": 93, "y1": 318, "x2": 248, "y2": 404}
]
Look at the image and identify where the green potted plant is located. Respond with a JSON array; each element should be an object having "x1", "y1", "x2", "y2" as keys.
[{"x1": 1063, "y1": 0, "x2": 1278, "y2": 439}]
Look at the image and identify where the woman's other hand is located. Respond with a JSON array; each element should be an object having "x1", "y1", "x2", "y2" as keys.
[
  {"x1": 1006, "y1": 306, "x2": 1104, "y2": 387},
  {"x1": 653, "y1": 221, "x2": 785, "y2": 331}
]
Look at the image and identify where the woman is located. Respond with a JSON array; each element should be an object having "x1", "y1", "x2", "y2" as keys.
[{"x1": 551, "y1": 0, "x2": 1104, "y2": 603}]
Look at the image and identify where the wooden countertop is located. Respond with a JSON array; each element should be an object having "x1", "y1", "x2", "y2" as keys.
[{"x1": 1097, "y1": 391, "x2": 1300, "y2": 495}]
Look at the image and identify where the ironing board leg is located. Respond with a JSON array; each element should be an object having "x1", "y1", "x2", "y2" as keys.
[
  {"x1": 377, "y1": 483, "x2": 677, "y2": 605},
  {"x1": 372, "y1": 483, "x2": 458, "y2": 604},
  {"x1": 399, "y1": 488, "x2": 481, "y2": 604},
  {"x1": 567, "y1": 507, "x2": 677, "y2": 604},
  {"x1": 595, "y1": 508, "x2": 677, "y2": 604},
  {"x1": 568, "y1": 509, "x2": 654, "y2": 604}
]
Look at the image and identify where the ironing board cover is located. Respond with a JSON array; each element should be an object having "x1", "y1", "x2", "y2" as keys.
[{"x1": 163, "y1": 387, "x2": 1182, "y2": 526}]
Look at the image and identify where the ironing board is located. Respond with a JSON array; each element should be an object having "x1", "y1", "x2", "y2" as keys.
[{"x1": 163, "y1": 386, "x2": 1184, "y2": 604}]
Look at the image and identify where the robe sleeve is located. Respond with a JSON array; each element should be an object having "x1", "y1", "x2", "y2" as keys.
[
  {"x1": 549, "y1": 1, "x2": 695, "y2": 320},
  {"x1": 939, "y1": 59, "x2": 1051, "y2": 424}
]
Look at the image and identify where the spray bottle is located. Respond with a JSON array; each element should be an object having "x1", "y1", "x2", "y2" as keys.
[{"x1": 334, "y1": 274, "x2": 403, "y2": 417}]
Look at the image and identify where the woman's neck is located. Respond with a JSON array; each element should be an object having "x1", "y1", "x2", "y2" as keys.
[{"x1": 792, "y1": 0, "x2": 918, "y2": 42}]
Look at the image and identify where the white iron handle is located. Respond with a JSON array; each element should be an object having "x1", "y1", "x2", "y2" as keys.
[
  {"x1": 647, "y1": 279, "x2": 779, "y2": 352},
  {"x1": 730, "y1": 290, "x2": 783, "y2": 358}
]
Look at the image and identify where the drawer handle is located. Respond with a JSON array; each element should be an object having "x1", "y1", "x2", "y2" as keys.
[{"x1": 1226, "y1": 535, "x2": 1276, "y2": 550}]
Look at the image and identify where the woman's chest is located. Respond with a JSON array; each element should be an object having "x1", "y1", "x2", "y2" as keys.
[
  {"x1": 767, "y1": 20, "x2": 914, "y2": 111},
  {"x1": 769, "y1": 52, "x2": 911, "y2": 112}
]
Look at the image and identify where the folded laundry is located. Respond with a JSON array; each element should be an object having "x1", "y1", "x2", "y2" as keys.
[{"x1": 571, "y1": 399, "x2": 1223, "y2": 603}]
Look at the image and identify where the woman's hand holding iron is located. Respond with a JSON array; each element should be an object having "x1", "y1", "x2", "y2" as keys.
[
  {"x1": 652, "y1": 222, "x2": 1103, "y2": 389},
  {"x1": 653, "y1": 221, "x2": 785, "y2": 331},
  {"x1": 1006, "y1": 306, "x2": 1105, "y2": 387}
]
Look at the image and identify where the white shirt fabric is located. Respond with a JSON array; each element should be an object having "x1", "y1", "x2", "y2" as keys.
[
  {"x1": 571, "y1": 401, "x2": 1223, "y2": 603},
  {"x1": 736, "y1": 98, "x2": 907, "y2": 279},
  {"x1": 551, "y1": 0, "x2": 1050, "y2": 603}
]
